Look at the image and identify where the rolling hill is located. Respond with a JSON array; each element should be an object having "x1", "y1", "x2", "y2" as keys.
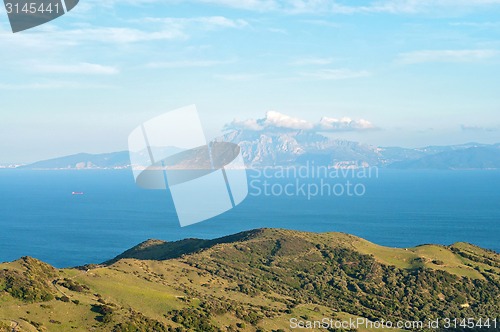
[{"x1": 1, "y1": 229, "x2": 499, "y2": 331}]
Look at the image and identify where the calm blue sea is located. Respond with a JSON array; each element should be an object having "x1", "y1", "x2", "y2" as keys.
[{"x1": 0, "y1": 169, "x2": 499, "y2": 267}]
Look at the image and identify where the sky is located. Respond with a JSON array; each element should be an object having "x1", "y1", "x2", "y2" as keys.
[{"x1": 1, "y1": 0, "x2": 500, "y2": 163}]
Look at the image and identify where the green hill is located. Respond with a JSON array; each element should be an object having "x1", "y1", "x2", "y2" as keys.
[{"x1": 1, "y1": 229, "x2": 499, "y2": 332}]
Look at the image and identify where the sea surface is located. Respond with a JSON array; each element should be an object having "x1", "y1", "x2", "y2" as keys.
[{"x1": 0, "y1": 169, "x2": 499, "y2": 267}]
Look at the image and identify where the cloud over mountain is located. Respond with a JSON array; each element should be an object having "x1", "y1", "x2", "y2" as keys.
[
  {"x1": 225, "y1": 111, "x2": 375, "y2": 132},
  {"x1": 317, "y1": 116, "x2": 375, "y2": 131}
]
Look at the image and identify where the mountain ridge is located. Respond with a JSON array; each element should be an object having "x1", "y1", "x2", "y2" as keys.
[
  {"x1": 388, "y1": 146, "x2": 500, "y2": 170},
  {"x1": 12, "y1": 130, "x2": 500, "y2": 170}
]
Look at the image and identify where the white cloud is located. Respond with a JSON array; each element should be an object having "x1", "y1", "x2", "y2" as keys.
[
  {"x1": 59, "y1": 27, "x2": 185, "y2": 43},
  {"x1": 0, "y1": 81, "x2": 114, "y2": 90},
  {"x1": 150, "y1": 0, "x2": 500, "y2": 15},
  {"x1": 227, "y1": 111, "x2": 312, "y2": 131},
  {"x1": 450, "y1": 22, "x2": 500, "y2": 28},
  {"x1": 0, "y1": 15, "x2": 247, "y2": 49},
  {"x1": 0, "y1": 26, "x2": 185, "y2": 50},
  {"x1": 197, "y1": 0, "x2": 278, "y2": 11},
  {"x1": 290, "y1": 57, "x2": 336, "y2": 66},
  {"x1": 301, "y1": 19, "x2": 342, "y2": 28},
  {"x1": 145, "y1": 59, "x2": 233, "y2": 68},
  {"x1": 226, "y1": 111, "x2": 375, "y2": 132},
  {"x1": 397, "y1": 49, "x2": 500, "y2": 64},
  {"x1": 300, "y1": 68, "x2": 370, "y2": 80},
  {"x1": 199, "y1": 16, "x2": 249, "y2": 28},
  {"x1": 299, "y1": 0, "x2": 500, "y2": 14},
  {"x1": 214, "y1": 73, "x2": 266, "y2": 81},
  {"x1": 80, "y1": 0, "x2": 500, "y2": 15},
  {"x1": 33, "y1": 62, "x2": 119, "y2": 75},
  {"x1": 263, "y1": 111, "x2": 315, "y2": 130},
  {"x1": 318, "y1": 117, "x2": 375, "y2": 131},
  {"x1": 58, "y1": 16, "x2": 247, "y2": 45},
  {"x1": 144, "y1": 16, "x2": 249, "y2": 29}
]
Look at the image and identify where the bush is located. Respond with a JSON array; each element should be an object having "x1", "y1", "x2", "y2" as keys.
[
  {"x1": 61, "y1": 279, "x2": 89, "y2": 293},
  {"x1": 0, "y1": 268, "x2": 55, "y2": 303},
  {"x1": 60, "y1": 296, "x2": 70, "y2": 302},
  {"x1": 92, "y1": 304, "x2": 114, "y2": 324}
]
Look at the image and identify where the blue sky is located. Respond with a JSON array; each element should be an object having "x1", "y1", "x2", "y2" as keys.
[{"x1": 1, "y1": 0, "x2": 500, "y2": 162}]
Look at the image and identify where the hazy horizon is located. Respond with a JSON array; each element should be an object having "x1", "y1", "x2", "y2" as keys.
[
  {"x1": 1, "y1": 0, "x2": 499, "y2": 163},
  {"x1": 2, "y1": 136, "x2": 499, "y2": 165}
]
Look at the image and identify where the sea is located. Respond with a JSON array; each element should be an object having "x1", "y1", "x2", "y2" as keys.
[{"x1": 0, "y1": 169, "x2": 499, "y2": 268}]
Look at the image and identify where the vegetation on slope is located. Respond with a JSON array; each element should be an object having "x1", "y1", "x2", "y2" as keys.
[
  {"x1": 0, "y1": 229, "x2": 499, "y2": 332},
  {"x1": 0, "y1": 257, "x2": 56, "y2": 303}
]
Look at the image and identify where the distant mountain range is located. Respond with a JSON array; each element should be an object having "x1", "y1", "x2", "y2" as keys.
[
  {"x1": 388, "y1": 146, "x2": 500, "y2": 170},
  {"x1": 22, "y1": 151, "x2": 132, "y2": 170},
  {"x1": 18, "y1": 130, "x2": 500, "y2": 170},
  {"x1": 220, "y1": 130, "x2": 500, "y2": 169}
]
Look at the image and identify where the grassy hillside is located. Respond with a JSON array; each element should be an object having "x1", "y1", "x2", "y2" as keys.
[{"x1": 0, "y1": 229, "x2": 499, "y2": 332}]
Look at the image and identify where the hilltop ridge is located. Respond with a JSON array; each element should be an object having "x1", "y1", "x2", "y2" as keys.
[{"x1": 1, "y1": 229, "x2": 499, "y2": 332}]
